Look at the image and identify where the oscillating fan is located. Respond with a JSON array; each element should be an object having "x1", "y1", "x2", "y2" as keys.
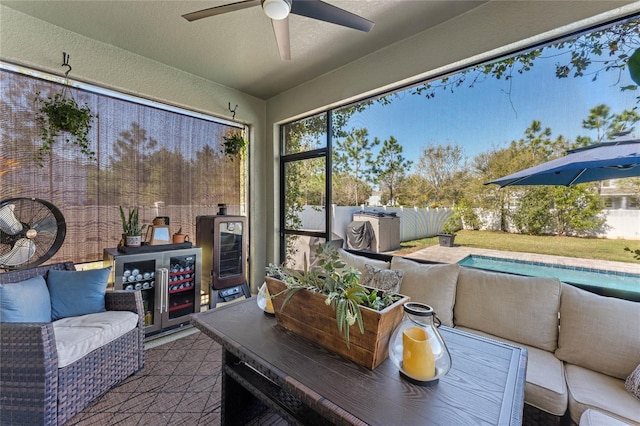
[
  {"x1": 182, "y1": 0, "x2": 374, "y2": 60},
  {"x1": 0, "y1": 198, "x2": 66, "y2": 270}
]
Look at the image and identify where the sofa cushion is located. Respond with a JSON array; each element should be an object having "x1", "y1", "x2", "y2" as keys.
[
  {"x1": 556, "y1": 283, "x2": 640, "y2": 380},
  {"x1": 339, "y1": 249, "x2": 390, "y2": 275},
  {"x1": 454, "y1": 267, "x2": 561, "y2": 352},
  {"x1": 0, "y1": 276, "x2": 51, "y2": 323},
  {"x1": 579, "y1": 409, "x2": 633, "y2": 426},
  {"x1": 457, "y1": 326, "x2": 568, "y2": 416},
  {"x1": 47, "y1": 267, "x2": 111, "y2": 321},
  {"x1": 53, "y1": 310, "x2": 139, "y2": 368},
  {"x1": 360, "y1": 264, "x2": 403, "y2": 293},
  {"x1": 390, "y1": 257, "x2": 458, "y2": 327},
  {"x1": 565, "y1": 363, "x2": 640, "y2": 425}
]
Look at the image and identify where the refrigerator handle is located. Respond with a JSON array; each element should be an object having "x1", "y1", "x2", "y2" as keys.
[{"x1": 159, "y1": 268, "x2": 168, "y2": 313}]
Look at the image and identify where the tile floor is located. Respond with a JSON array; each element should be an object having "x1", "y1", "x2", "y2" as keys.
[{"x1": 67, "y1": 328, "x2": 285, "y2": 426}]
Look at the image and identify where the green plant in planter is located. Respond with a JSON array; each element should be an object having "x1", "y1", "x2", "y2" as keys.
[
  {"x1": 221, "y1": 132, "x2": 246, "y2": 160},
  {"x1": 266, "y1": 243, "x2": 402, "y2": 347},
  {"x1": 440, "y1": 212, "x2": 461, "y2": 235},
  {"x1": 34, "y1": 89, "x2": 97, "y2": 166},
  {"x1": 119, "y1": 206, "x2": 147, "y2": 236}
]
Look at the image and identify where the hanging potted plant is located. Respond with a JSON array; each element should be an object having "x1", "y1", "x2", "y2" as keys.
[
  {"x1": 119, "y1": 206, "x2": 147, "y2": 247},
  {"x1": 33, "y1": 55, "x2": 97, "y2": 167},
  {"x1": 34, "y1": 88, "x2": 96, "y2": 166},
  {"x1": 221, "y1": 132, "x2": 246, "y2": 161}
]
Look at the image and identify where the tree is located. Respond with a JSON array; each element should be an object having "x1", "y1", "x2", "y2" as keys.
[
  {"x1": 373, "y1": 136, "x2": 412, "y2": 206},
  {"x1": 108, "y1": 122, "x2": 159, "y2": 205},
  {"x1": 415, "y1": 142, "x2": 466, "y2": 207},
  {"x1": 332, "y1": 174, "x2": 372, "y2": 206},
  {"x1": 512, "y1": 187, "x2": 554, "y2": 235},
  {"x1": 333, "y1": 128, "x2": 379, "y2": 205},
  {"x1": 192, "y1": 145, "x2": 225, "y2": 205},
  {"x1": 411, "y1": 17, "x2": 639, "y2": 101},
  {"x1": 581, "y1": 104, "x2": 614, "y2": 142},
  {"x1": 395, "y1": 173, "x2": 432, "y2": 208},
  {"x1": 550, "y1": 186, "x2": 605, "y2": 236},
  {"x1": 469, "y1": 121, "x2": 566, "y2": 231}
]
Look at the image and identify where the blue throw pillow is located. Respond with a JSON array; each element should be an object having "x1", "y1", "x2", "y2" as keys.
[
  {"x1": 0, "y1": 275, "x2": 51, "y2": 322},
  {"x1": 47, "y1": 267, "x2": 111, "y2": 321}
]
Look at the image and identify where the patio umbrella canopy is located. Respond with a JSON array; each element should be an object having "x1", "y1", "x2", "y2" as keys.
[{"x1": 486, "y1": 139, "x2": 640, "y2": 187}]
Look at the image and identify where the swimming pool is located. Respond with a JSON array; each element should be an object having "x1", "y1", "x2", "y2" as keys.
[{"x1": 458, "y1": 255, "x2": 640, "y2": 300}]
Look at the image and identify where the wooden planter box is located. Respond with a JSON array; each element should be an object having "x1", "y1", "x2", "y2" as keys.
[{"x1": 266, "y1": 277, "x2": 410, "y2": 369}]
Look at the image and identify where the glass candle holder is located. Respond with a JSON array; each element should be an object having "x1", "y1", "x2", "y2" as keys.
[
  {"x1": 388, "y1": 302, "x2": 452, "y2": 385},
  {"x1": 257, "y1": 282, "x2": 275, "y2": 316}
]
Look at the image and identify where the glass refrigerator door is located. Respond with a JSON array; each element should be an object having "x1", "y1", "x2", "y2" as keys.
[
  {"x1": 119, "y1": 258, "x2": 158, "y2": 330},
  {"x1": 218, "y1": 221, "x2": 243, "y2": 279},
  {"x1": 166, "y1": 253, "x2": 198, "y2": 322}
]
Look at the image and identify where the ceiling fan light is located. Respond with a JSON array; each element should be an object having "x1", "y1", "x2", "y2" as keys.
[{"x1": 263, "y1": 0, "x2": 290, "y2": 20}]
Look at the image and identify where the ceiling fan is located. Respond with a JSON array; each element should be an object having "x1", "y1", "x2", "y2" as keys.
[{"x1": 182, "y1": 0, "x2": 374, "y2": 61}]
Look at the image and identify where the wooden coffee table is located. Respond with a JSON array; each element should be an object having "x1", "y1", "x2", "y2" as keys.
[{"x1": 192, "y1": 299, "x2": 527, "y2": 425}]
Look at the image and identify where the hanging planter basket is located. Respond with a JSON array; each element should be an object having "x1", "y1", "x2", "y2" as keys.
[
  {"x1": 221, "y1": 132, "x2": 246, "y2": 160},
  {"x1": 34, "y1": 90, "x2": 96, "y2": 166},
  {"x1": 33, "y1": 53, "x2": 97, "y2": 166}
]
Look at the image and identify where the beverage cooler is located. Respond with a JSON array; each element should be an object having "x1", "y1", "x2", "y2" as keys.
[{"x1": 103, "y1": 247, "x2": 202, "y2": 334}]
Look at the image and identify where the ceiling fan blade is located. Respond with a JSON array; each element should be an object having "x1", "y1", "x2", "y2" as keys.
[
  {"x1": 182, "y1": 0, "x2": 261, "y2": 22},
  {"x1": 290, "y1": 0, "x2": 374, "y2": 32},
  {"x1": 272, "y1": 18, "x2": 291, "y2": 61}
]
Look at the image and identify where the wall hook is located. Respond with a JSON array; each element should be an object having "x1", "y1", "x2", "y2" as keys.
[
  {"x1": 228, "y1": 102, "x2": 238, "y2": 120},
  {"x1": 62, "y1": 52, "x2": 72, "y2": 78}
]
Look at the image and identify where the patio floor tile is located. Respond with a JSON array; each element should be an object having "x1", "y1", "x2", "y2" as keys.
[{"x1": 66, "y1": 330, "x2": 283, "y2": 425}]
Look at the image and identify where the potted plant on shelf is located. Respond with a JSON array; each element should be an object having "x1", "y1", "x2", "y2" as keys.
[
  {"x1": 437, "y1": 211, "x2": 461, "y2": 247},
  {"x1": 172, "y1": 227, "x2": 188, "y2": 244},
  {"x1": 119, "y1": 206, "x2": 147, "y2": 247},
  {"x1": 221, "y1": 132, "x2": 246, "y2": 161},
  {"x1": 265, "y1": 243, "x2": 409, "y2": 369},
  {"x1": 34, "y1": 88, "x2": 97, "y2": 166}
]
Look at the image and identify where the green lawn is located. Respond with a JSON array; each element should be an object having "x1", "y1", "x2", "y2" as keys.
[{"x1": 395, "y1": 230, "x2": 640, "y2": 264}]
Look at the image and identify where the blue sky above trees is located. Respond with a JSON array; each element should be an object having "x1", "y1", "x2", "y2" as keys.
[{"x1": 344, "y1": 29, "x2": 639, "y2": 170}]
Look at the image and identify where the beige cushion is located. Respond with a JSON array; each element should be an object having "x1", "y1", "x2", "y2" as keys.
[
  {"x1": 579, "y1": 409, "x2": 634, "y2": 426},
  {"x1": 339, "y1": 249, "x2": 390, "y2": 275},
  {"x1": 53, "y1": 310, "x2": 139, "y2": 368},
  {"x1": 390, "y1": 256, "x2": 458, "y2": 327},
  {"x1": 565, "y1": 364, "x2": 640, "y2": 425},
  {"x1": 556, "y1": 284, "x2": 640, "y2": 380},
  {"x1": 454, "y1": 267, "x2": 561, "y2": 351},
  {"x1": 457, "y1": 326, "x2": 567, "y2": 416}
]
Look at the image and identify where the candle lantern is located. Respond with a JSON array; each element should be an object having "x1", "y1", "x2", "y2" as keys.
[
  {"x1": 257, "y1": 282, "x2": 275, "y2": 316},
  {"x1": 388, "y1": 302, "x2": 452, "y2": 385}
]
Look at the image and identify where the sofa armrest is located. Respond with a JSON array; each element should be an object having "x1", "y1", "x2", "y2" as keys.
[
  {"x1": 0, "y1": 322, "x2": 59, "y2": 425},
  {"x1": 105, "y1": 290, "x2": 145, "y2": 367},
  {"x1": 105, "y1": 290, "x2": 144, "y2": 323}
]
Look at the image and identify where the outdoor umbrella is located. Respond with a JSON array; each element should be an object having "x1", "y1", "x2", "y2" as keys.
[{"x1": 486, "y1": 139, "x2": 640, "y2": 187}]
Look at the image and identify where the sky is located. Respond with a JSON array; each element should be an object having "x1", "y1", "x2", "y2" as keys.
[{"x1": 341, "y1": 40, "x2": 639, "y2": 172}]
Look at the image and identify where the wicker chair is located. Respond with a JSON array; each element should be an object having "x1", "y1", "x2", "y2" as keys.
[{"x1": 0, "y1": 262, "x2": 145, "y2": 425}]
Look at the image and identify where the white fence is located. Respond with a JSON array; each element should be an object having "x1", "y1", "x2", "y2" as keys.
[{"x1": 297, "y1": 206, "x2": 640, "y2": 242}]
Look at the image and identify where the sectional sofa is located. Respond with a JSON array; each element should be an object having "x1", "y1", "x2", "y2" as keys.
[
  {"x1": 0, "y1": 262, "x2": 145, "y2": 425},
  {"x1": 339, "y1": 249, "x2": 640, "y2": 426}
]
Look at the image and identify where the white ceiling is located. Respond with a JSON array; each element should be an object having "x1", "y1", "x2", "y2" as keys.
[{"x1": 2, "y1": 0, "x2": 486, "y2": 100}]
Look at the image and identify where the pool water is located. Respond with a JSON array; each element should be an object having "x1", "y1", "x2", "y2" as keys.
[{"x1": 458, "y1": 255, "x2": 640, "y2": 295}]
